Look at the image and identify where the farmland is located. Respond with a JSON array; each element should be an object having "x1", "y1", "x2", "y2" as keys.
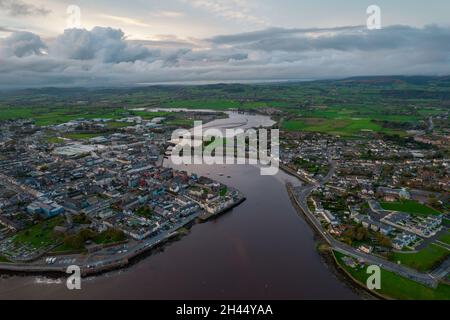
[
  {"x1": 380, "y1": 200, "x2": 442, "y2": 217},
  {"x1": 0, "y1": 76, "x2": 448, "y2": 137}
]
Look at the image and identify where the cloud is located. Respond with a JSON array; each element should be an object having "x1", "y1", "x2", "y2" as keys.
[
  {"x1": 209, "y1": 26, "x2": 365, "y2": 45},
  {"x1": 0, "y1": 26, "x2": 15, "y2": 33},
  {"x1": 51, "y1": 27, "x2": 154, "y2": 63},
  {"x1": 0, "y1": 0, "x2": 50, "y2": 16},
  {"x1": 98, "y1": 14, "x2": 152, "y2": 28},
  {"x1": 208, "y1": 25, "x2": 450, "y2": 53},
  {"x1": 0, "y1": 25, "x2": 450, "y2": 88},
  {"x1": 151, "y1": 10, "x2": 185, "y2": 18},
  {"x1": 183, "y1": 0, "x2": 267, "y2": 26},
  {"x1": 0, "y1": 31, "x2": 47, "y2": 57}
]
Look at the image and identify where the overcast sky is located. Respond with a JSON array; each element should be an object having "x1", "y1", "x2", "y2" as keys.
[{"x1": 1, "y1": 0, "x2": 450, "y2": 88}]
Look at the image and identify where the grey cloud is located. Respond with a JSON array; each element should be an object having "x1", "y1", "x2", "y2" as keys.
[
  {"x1": 0, "y1": 25, "x2": 449, "y2": 88},
  {"x1": 209, "y1": 26, "x2": 364, "y2": 45},
  {"x1": 0, "y1": 26, "x2": 15, "y2": 33},
  {"x1": 210, "y1": 25, "x2": 450, "y2": 53},
  {"x1": 52, "y1": 27, "x2": 155, "y2": 63},
  {"x1": 0, "y1": 0, "x2": 50, "y2": 16},
  {"x1": 0, "y1": 31, "x2": 47, "y2": 57}
]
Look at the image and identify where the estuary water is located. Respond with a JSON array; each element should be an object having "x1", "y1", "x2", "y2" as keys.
[
  {"x1": 0, "y1": 111, "x2": 358, "y2": 300},
  {"x1": 0, "y1": 163, "x2": 357, "y2": 300}
]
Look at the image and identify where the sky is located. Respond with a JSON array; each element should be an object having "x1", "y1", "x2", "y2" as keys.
[{"x1": 0, "y1": 0, "x2": 450, "y2": 88}]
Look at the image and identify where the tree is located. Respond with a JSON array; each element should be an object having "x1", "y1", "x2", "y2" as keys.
[
  {"x1": 376, "y1": 233, "x2": 392, "y2": 248},
  {"x1": 428, "y1": 196, "x2": 441, "y2": 211},
  {"x1": 64, "y1": 235, "x2": 84, "y2": 250},
  {"x1": 355, "y1": 227, "x2": 368, "y2": 241},
  {"x1": 79, "y1": 229, "x2": 96, "y2": 241}
]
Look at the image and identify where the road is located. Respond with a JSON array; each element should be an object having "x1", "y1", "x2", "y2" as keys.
[{"x1": 287, "y1": 160, "x2": 446, "y2": 289}]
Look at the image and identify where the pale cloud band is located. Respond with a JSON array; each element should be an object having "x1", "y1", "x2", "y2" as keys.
[
  {"x1": 0, "y1": 24, "x2": 449, "y2": 88},
  {"x1": 0, "y1": 0, "x2": 50, "y2": 16}
]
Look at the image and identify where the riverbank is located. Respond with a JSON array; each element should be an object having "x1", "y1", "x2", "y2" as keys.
[
  {"x1": 285, "y1": 182, "x2": 382, "y2": 300},
  {"x1": 285, "y1": 180, "x2": 450, "y2": 300},
  {"x1": 0, "y1": 192, "x2": 248, "y2": 278},
  {"x1": 199, "y1": 195, "x2": 247, "y2": 222}
]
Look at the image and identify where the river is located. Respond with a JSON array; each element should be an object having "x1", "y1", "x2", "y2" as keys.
[
  {"x1": 0, "y1": 163, "x2": 358, "y2": 300},
  {"x1": 0, "y1": 111, "x2": 358, "y2": 300}
]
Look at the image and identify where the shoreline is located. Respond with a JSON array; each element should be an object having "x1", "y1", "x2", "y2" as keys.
[
  {"x1": 0, "y1": 197, "x2": 246, "y2": 278},
  {"x1": 284, "y1": 180, "x2": 383, "y2": 300}
]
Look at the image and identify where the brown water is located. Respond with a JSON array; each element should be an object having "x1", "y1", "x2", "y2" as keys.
[{"x1": 0, "y1": 164, "x2": 358, "y2": 300}]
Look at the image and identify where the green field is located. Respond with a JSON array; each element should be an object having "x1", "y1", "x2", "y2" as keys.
[
  {"x1": 130, "y1": 110, "x2": 172, "y2": 119},
  {"x1": 390, "y1": 244, "x2": 449, "y2": 272},
  {"x1": 167, "y1": 99, "x2": 240, "y2": 110},
  {"x1": 438, "y1": 233, "x2": 450, "y2": 246},
  {"x1": 165, "y1": 119, "x2": 195, "y2": 127},
  {"x1": 0, "y1": 77, "x2": 448, "y2": 136},
  {"x1": 0, "y1": 106, "x2": 172, "y2": 127},
  {"x1": 13, "y1": 217, "x2": 65, "y2": 249},
  {"x1": 334, "y1": 251, "x2": 450, "y2": 300},
  {"x1": 283, "y1": 117, "x2": 405, "y2": 136},
  {"x1": 52, "y1": 243, "x2": 86, "y2": 253},
  {"x1": 380, "y1": 200, "x2": 442, "y2": 216},
  {"x1": 63, "y1": 133, "x2": 104, "y2": 140},
  {"x1": 106, "y1": 121, "x2": 132, "y2": 129},
  {"x1": 46, "y1": 137, "x2": 65, "y2": 144},
  {"x1": 0, "y1": 106, "x2": 132, "y2": 126}
]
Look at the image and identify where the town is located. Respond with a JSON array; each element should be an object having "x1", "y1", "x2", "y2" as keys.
[
  {"x1": 0, "y1": 78, "x2": 448, "y2": 300},
  {"x1": 0, "y1": 115, "x2": 245, "y2": 273},
  {"x1": 281, "y1": 129, "x2": 449, "y2": 294}
]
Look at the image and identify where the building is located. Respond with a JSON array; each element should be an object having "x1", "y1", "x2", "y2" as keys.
[
  {"x1": 392, "y1": 233, "x2": 417, "y2": 250},
  {"x1": 317, "y1": 209, "x2": 339, "y2": 226},
  {"x1": 358, "y1": 244, "x2": 373, "y2": 254},
  {"x1": 27, "y1": 199, "x2": 64, "y2": 218}
]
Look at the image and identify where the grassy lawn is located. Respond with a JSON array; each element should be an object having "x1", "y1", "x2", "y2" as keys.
[
  {"x1": 380, "y1": 200, "x2": 442, "y2": 216},
  {"x1": 130, "y1": 110, "x2": 172, "y2": 119},
  {"x1": 94, "y1": 229, "x2": 126, "y2": 245},
  {"x1": 52, "y1": 243, "x2": 85, "y2": 253},
  {"x1": 63, "y1": 133, "x2": 104, "y2": 140},
  {"x1": 14, "y1": 217, "x2": 65, "y2": 249},
  {"x1": 334, "y1": 251, "x2": 450, "y2": 300},
  {"x1": 390, "y1": 244, "x2": 449, "y2": 272},
  {"x1": 136, "y1": 206, "x2": 154, "y2": 219},
  {"x1": 438, "y1": 233, "x2": 450, "y2": 246},
  {"x1": 46, "y1": 137, "x2": 65, "y2": 144},
  {"x1": 282, "y1": 117, "x2": 404, "y2": 136},
  {"x1": 165, "y1": 119, "x2": 195, "y2": 127},
  {"x1": 106, "y1": 121, "x2": 131, "y2": 129},
  {"x1": 220, "y1": 187, "x2": 228, "y2": 197}
]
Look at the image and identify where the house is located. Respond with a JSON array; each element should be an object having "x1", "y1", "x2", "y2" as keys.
[
  {"x1": 317, "y1": 209, "x2": 339, "y2": 226},
  {"x1": 380, "y1": 224, "x2": 393, "y2": 236},
  {"x1": 358, "y1": 244, "x2": 373, "y2": 254},
  {"x1": 27, "y1": 199, "x2": 64, "y2": 218},
  {"x1": 392, "y1": 233, "x2": 417, "y2": 250}
]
